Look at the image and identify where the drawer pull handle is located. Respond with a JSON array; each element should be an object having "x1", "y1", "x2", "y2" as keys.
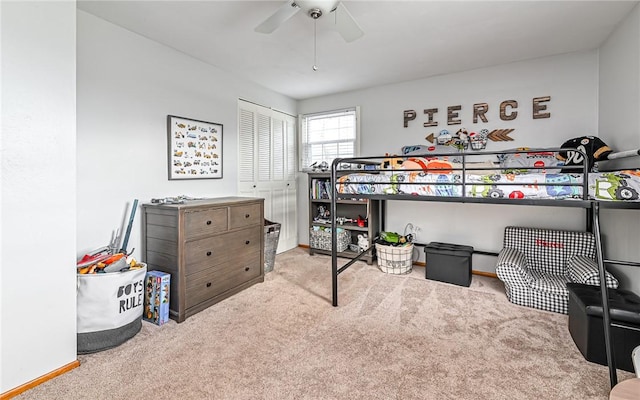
[
  {"x1": 245, "y1": 214, "x2": 250, "y2": 218},
  {"x1": 206, "y1": 282, "x2": 212, "y2": 288},
  {"x1": 206, "y1": 251, "x2": 212, "y2": 256},
  {"x1": 244, "y1": 267, "x2": 250, "y2": 272},
  {"x1": 206, "y1": 220, "x2": 212, "y2": 225},
  {"x1": 245, "y1": 240, "x2": 250, "y2": 245}
]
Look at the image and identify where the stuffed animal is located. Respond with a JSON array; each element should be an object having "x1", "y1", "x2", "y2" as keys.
[{"x1": 381, "y1": 154, "x2": 404, "y2": 170}]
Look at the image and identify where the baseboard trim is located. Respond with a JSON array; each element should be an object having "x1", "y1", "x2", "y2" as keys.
[
  {"x1": 1, "y1": 359, "x2": 80, "y2": 400},
  {"x1": 296, "y1": 244, "x2": 498, "y2": 279},
  {"x1": 472, "y1": 270, "x2": 498, "y2": 279}
]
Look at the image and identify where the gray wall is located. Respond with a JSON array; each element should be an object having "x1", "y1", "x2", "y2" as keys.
[
  {"x1": 298, "y1": 51, "x2": 600, "y2": 274},
  {"x1": 1, "y1": 1, "x2": 77, "y2": 392},
  {"x1": 76, "y1": 11, "x2": 296, "y2": 259},
  {"x1": 598, "y1": 3, "x2": 640, "y2": 293}
]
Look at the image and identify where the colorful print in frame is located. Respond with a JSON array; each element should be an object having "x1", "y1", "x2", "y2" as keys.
[{"x1": 167, "y1": 115, "x2": 223, "y2": 180}]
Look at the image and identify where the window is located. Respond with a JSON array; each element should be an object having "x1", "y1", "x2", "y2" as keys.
[{"x1": 299, "y1": 106, "x2": 360, "y2": 171}]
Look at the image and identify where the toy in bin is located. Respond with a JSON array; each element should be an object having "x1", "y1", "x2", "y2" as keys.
[
  {"x1": 376, "y1": 231, "x2": 415, "y2": 274},
  {"x1": 379, "y1": 231, "x2": 412, "y2": 245},
  {"x1": 144, "y1": 271, "x2": 170, "y2": 326}
]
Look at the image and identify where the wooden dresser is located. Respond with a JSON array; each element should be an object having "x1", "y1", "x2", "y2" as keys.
[{"x1": 141, "y1": 197, "x2": 264, "y2": 322}]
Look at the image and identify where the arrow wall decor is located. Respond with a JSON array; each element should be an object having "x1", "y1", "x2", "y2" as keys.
[
  {"x1": 487, "y1": 129, "x2": 515, "y2": 141},
  {"x1": 425, "y1": 133, "x2": 435, "y2": 143}
]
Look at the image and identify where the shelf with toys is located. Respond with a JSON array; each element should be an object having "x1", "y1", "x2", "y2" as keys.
[{"x1": 308, "y1": 172, "x2": 380, "y2": 265}]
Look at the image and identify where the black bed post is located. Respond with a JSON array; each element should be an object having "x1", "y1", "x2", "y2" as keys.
[
  {"x1": 593, "y1": 201, "x2": 617, "y2": 387},
  {"x1": 331, "y1": 160, "x2": 339, "y2": 307}
]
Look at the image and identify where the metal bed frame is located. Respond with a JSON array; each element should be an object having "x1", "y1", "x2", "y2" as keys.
[{"x1": 326, "y1": 148, "x2": 640, "y2": 388}]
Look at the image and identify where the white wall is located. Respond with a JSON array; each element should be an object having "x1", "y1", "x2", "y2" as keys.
[
  {"x1": 1, "y1": 1, "x2": 77, "y2": 392},
  {"x1": 298, "y1": 51, "x2": 599, "y2": 273},
  {"x1": 598, "y1": 3, "x2": 640, "y2": 292},
  {"x1": 77, "y1": 11, "x2": 296, "y2": 258}
]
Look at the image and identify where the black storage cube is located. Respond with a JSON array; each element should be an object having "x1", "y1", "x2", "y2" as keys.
[
  {"x1": 567, "y1": 283, "x2": 640, "y2": 373},
  {"x1": 425, "y1": 242, "x2": 473, "y2": 287}
]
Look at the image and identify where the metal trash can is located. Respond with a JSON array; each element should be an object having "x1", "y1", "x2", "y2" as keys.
[{"x1": 264, "y1": 219, "x2": 281, "y2": 273}]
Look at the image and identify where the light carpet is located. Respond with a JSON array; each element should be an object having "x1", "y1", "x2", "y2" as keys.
[{"x1": 17, "y1": 247, "x2": 632, "y2": 399}]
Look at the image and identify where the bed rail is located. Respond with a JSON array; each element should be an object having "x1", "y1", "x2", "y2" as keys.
[{"x1": 331, "y1": 147, "x2": 591, "y2": 204}]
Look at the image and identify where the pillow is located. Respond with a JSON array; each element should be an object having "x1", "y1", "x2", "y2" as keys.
[
  {"x1": 464, "y1": 161, "x2": 501, "y2": 175},
  {"x1": 401, "y1": 158, "x2": 499, "y2": 175},
  {"x1": 400, "y1": 157, "x2": 458, "y2": 174},
  {"x1": 401, "y1": 144, "x2": 462, "y2": 162},
  {"x1": 498, "y1": 148, "x2": 563, "y2": 173}
]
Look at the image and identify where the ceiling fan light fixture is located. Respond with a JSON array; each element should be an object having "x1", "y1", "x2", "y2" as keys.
[
  {"x1": 256, "y1": 0, "x2": 362, "y2": 41},
  {"x1": 254, "y1": 0, "x2": 364, "y2": 67},
  {"x1": 296, "y1": 0, "x2": 339, "y2": 17},
  {"x1": 308, "y1": 8, "x2": 322, "y2": 20}
]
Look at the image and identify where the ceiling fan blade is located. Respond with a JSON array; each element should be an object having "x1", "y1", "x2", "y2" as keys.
[
  {"x1": 255, "y1": 1, "x2": 301, "y2": 34},
  {"x1": 333, "y1": 2, "x2": 364, "y2": 43}
]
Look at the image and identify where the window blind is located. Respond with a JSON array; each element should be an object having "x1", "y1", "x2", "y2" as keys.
[{"x1": 300, "y1": 108, "x2": 358, "y2": 170}]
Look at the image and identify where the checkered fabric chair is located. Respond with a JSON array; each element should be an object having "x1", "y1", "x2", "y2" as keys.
[{"x1": 495, "y1": 226, "x2": 619, "y2": 314}]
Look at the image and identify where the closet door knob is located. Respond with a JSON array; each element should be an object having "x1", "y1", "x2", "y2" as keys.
[
  {"x1": 245, "y1": 240, "x2": 250, "y2": 245},
  {"x1": 245, "y1": 214, "x2": 250, "y2": 218},
  {"x1": 206, "y1": 220, "x2": 212, "y2": 225},
  {"x1": 206, "y1": 282, "x2": 212, "y2": 288},
  {"x1": 206, "y1": 251, "x2": 212, "y2": 256},
  {"x1": 244, "y1": 267, "x2": 250, "y2": 272}
]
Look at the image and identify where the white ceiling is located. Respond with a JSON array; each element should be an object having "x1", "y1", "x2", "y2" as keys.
[{"x1": 77, "y1": 1, "x2": 638, "y2": 100}]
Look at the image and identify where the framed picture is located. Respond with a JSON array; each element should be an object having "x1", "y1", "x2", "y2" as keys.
[{"x1": 167, "y1": 115, "x2": 223, "y2": 180}]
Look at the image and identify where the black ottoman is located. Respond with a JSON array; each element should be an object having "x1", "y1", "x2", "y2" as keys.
[{"x1": 567, "y1": 283, "x2": 640, "y2": 372}]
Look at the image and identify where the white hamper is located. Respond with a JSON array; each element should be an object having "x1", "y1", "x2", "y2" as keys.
[
  {"x1": 77, "y1": 265, "x2": 147, "y2": 354},
  {"x1": 376, "y1": 243, "x2": 414, "y2": 274}
]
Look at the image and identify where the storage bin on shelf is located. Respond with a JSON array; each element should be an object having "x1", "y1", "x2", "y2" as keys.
[
  {"x1": 375, "y1": 243, "x2": 414, "y2": 274},
  {"x1": 309, "y1": 227, "x2": 350, "y2": 252}
]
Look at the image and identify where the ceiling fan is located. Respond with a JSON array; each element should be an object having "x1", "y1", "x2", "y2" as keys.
[{"x1": 255, "y1": 0, "x2": 364, "y2": 43}]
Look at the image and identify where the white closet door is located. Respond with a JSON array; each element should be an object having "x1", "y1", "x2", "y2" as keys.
[
  {"x1": 285, "y1": 118, "x2": 296, "y2": 180},
  {"x1": 238, "y1": 108, "x2": 255, "y2": 184},
  {"x1": 278, "y1": 115, "x2": 297, "y2": 252},
  {"x1": 257, "y1": 113, "x2": 272, "y2": 182},
  {"x1": 272, "y1": 118, "x2": 285, "y2": 181},
  {"x1": 237, "y1": 100, "x2": 297, "y2": 253}
]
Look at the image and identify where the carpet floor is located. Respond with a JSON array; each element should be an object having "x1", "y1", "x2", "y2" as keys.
[{"x1": 17, "y1": 247, "x2": 632, "y2": 399}]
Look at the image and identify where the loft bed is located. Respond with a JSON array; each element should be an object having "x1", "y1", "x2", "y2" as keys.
[{"x1": 326, "y1": 147, "x2": 640, "y2": 388}]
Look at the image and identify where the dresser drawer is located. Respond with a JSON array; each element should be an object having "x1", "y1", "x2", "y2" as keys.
[
  {"x1": 184, "y1": 226, "x2": 261, "y2": 275},
  {"x1": 184, "y1": 208, "x2": 228, "y2": 239},
  {"x1": 229, "y1": 203, "x2": 261, "y2": 230},
  {"x1": 185, "y1": 252, "x2": 261, "y2": 308}
]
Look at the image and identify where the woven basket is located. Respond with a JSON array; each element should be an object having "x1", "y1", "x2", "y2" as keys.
[
  {"x1": 376, "y1": 243, "x2": 414, "y2": 274},
  {"x1": 310, "y1": 228, "x2": 350, "y2": 252}
]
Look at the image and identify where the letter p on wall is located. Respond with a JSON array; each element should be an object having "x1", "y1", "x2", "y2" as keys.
[{"x1": 404, "y1": 110, "x2": 416, "y2": 127}]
